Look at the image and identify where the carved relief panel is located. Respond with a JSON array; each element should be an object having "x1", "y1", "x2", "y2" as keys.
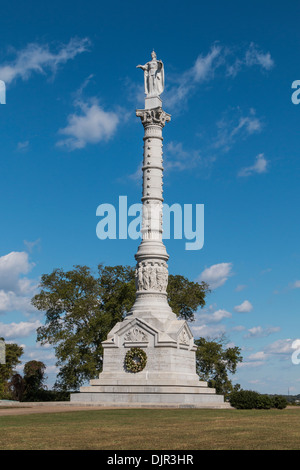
[{"x1": 135, "y1": 260, "x2": 168, "y2": 293}]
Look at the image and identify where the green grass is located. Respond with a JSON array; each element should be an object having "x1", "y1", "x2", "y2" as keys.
[{"x1": 0, "y1": 408, "x2": 300, "y2": 450}]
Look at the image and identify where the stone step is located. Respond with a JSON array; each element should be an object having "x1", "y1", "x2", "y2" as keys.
[
  {"x1": 0, "y1": 400, "x2": 232, "y2": 410},
  {"x1": 90, "y1": 376, "x2": 208, "y2": 387},
  {"x1": 79, "y1": 385, "x2": 216, "y2": 394},
  {"x1": 70, "y1": 391, "x2": 226, "y2": 405},
  {"x1": 69, "y1": 399, "x2": 232, "y2": 409}
]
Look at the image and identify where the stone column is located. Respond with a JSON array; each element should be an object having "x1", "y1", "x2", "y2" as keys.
[{"x1": 128, "y1": 107, "x2": 176, "y2": 327}]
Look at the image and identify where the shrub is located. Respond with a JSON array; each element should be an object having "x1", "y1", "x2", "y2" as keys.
[
  {"x1": 229, "y1": 390, "x2": 260, "y2": 409},
  {"x1": 271, "y1": 395, "x2": 288, "y2": 409},
  {"x1": 255, "y1": 394, "x2": 273, "y2": 409},
  {"x1": 21, "y1": 389, "x2": 70, "y2": 402},
  {"x1": 229, "y1": 390, "x2": 287, "y2": 410}
]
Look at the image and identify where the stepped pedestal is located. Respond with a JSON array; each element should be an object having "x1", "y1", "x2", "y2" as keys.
[{"x1": 71, "y1": 315, "x2": 228, "y2": 408}]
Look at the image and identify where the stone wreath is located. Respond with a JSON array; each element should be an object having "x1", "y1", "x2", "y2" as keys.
[{"x1": 125, "y1": 347, "x2": 147, "y2": 373}]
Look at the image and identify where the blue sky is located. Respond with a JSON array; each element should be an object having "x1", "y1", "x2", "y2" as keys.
[{"x1": 0, "y1": 0, "x2": 299, "y2": 394}]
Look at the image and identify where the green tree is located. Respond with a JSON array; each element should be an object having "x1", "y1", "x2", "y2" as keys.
[
  {"x1": 167, "y1": 274, "x2": 208, "y2": 321},
  {"x1": 32, "y1": 264, "x2": 210, "y2": 390},
  {"x1": 10, "y1": 361, "x2": 48, "y2": 402},
  {"x1": 0, "y1": 343, "x2": 23, "y2": 399},
  {"x1": 195, "y1": 335, "x2": 242, "y2": 396},
  {"x1": 9, "y1": 373, "x2": 25, "y2": 401},
  {"x1": 23, "y1": 360, "x2": 47, "y2": 401}
]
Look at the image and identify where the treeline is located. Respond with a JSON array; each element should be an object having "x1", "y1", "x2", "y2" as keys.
[
  {"x1": 281, "y1": 394, "x2": 300, "y2": 404},
  {"x1": 0, "y1": 342, "x2": 70, "y2": 402}
]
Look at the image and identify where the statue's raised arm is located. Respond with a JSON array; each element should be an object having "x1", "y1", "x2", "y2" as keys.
[{"x1": 137, "y1": 51, "x2": 164, "y2": 98}]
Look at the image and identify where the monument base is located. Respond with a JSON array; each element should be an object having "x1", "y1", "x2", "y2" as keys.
[
  {"x1": 70, "y1": 315, "x2": 230, "y2": 409},
  {"x1": 70, "y1": 385, "x2": 230, "y2": 408}
]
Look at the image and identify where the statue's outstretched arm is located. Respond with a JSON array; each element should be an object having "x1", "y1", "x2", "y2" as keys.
[{"x1": 136, "y1": 64, "x2": 147, "y2": 70}]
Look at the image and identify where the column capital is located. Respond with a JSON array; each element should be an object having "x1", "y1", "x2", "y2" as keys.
[{"x1": 136, "y1": 107, "x2": 171, "y2": 128}]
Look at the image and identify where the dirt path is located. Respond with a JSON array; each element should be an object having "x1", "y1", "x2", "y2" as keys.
[{"x1": 0, "y1": 404, "x2": 117, "y2": 416}]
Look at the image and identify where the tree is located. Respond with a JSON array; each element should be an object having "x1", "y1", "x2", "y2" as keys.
[
  {"x1": 195, "y1": 335, "x2": 242, "y2": 396},
  {"x1": 167, "y1": 274, "x2": 208, "y2": 321},
  {"x1": 9, "y1": 373, "x2": 25, "y2": 401},
  {"x1": 32, "y1": 264, "x2": 210, "y2": 390},
  {"x1": 23, "y1": 360, "x2": 47, "y2": 401},
  {"x1": 9, "y1": 361, "x2": 47, "y2": 402},
  {"x1": 0, "y1": 343, "x2": 23, "y2": 399}
]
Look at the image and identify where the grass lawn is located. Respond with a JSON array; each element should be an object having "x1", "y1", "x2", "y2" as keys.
[{"x1": 0, "y1": 408, "x2": 299, "y2": 450}]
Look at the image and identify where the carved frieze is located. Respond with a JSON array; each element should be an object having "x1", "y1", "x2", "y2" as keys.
[{"x1": 135, "y1": 261, "x2": 168, "y2": 292}]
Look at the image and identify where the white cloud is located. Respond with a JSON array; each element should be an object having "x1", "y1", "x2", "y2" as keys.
[
  {"x1": 234, "y1": 300, "x2": 253, "y2": 313},
  {"x1": 237, "y1": 350, "x2": 269, "y2": 369},
  {"x1": 231, "y1": 325, "x2": 246, "y2": 332},
  {"x1": 0, "y1": 251, "x2": 34, "y2": 293},
  {"x1": 57, "y1": 98, "x2": 119, "y2": 150},
  {"x1": 0, "y1": 37, "x2": 90, "y2": 85},
  {"x1": 24, "y1": 239, "x2": 41, "y2": 253},
  {"x1": 192, "y1": 44, "x2": 223, "y2": 82},
  {"x1": 24, "y1": 343, "x2": 56, "y2": 362},
  {"x1": 238, "y1": 153, "x2": 268, "y2": 177},
  {"x1": 291, "y1": 280, "x2": 300, "y2": 289},
  {"x1": 0, "y1": 251, "x2": 38, "y2": 314},
  {"x1": 245, "y1": 326, "x2": 281, "y2": 339},
  {"x1": 17, "y1": 141, "x2": 29, "y2": 151},
  {"x1": 165, "y1": 43, "x2": 274, "y2": 108},
  {"x1": 0, "y1": 320, "x2": 41, "y2": 339},
  {"x1": 191, "y1": 324, "x2": 226, "y2": 339},
  {"x1": 245, "y1": 43, "x2": 274, "y2": 71},
  {"x1": 165, "y1": 44, "x2": 223, "y2": 108},
  {"x1": 246, "y1": 326, "x2": 264, "y2": 337},
  {"x1": 198, "y1": 262, "x2": 233, "y2": 289},
  {"x1": 265, "y1": 338, "x2": 296, "y2": 355},
  {"x1": 231, "y1": 116, "x2": 262, "y2": 137},
  {"x1": 214, "y1": 110, "x2": 263, "y2": 151},
  {"x1": 191, "y1": 303, "x2": 231, "y2": 339},
  {"x1": 0, "y1": 290, "x2": 35, "y2": 313},
  {"x1": 227, "y1": 43, "x2": 274, "y2": 77},
  {"x1": 235, "y1": 284, "x2": 247, "y2": 292},
  {"x1": 247, "y1": 351, "x2": 267, "y2": 361},
  {"x1": 197, "y1": 308, "x2": 232, "y2": 324}
]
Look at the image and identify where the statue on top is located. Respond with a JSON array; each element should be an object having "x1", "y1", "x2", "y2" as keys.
[{"x1": 137, "y1": 51, "x2": 164, "y2": 98}]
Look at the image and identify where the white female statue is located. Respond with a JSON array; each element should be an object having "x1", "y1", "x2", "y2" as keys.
[{"x1": 137, "y1": 51, "x2": 164, "y2": 98}]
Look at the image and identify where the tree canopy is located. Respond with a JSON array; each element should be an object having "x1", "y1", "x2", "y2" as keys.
[
  {"x1": 195, "y1": 335, "x2": 243, "y2": 396},
  {"x1": 0, "y1": 343, "x2": 23, "y2": 399}
]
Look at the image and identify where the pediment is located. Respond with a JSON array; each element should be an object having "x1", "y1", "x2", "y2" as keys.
[
  {"x1": 103, "y1": 317, "x2": 159, "y2": 348},
  {"x1": 164, "y1": 320, "x2": 195, "y2": 348}
]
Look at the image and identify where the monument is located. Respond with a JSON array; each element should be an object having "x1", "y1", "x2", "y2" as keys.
[{"x1": 71, "y1": 52, "x2": 228, "y2": 407}]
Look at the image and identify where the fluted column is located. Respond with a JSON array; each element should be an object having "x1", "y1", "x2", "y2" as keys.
[{"x1": 128, "y1": 107, "x2": 175, "y2": 324}]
